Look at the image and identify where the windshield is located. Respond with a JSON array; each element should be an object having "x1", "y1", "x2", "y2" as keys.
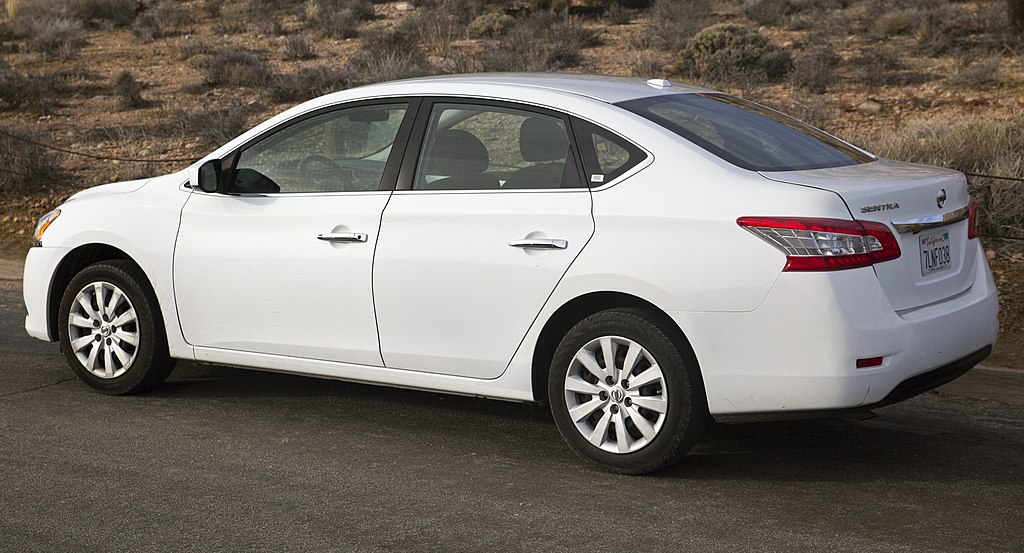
[{"x1": 617, "y1": 93, "x2": 873, "y2": 172}]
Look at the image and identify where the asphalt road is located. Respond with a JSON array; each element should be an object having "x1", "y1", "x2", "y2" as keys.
[{"x1": 1, "y1": 279, "x2": 1022, "y2": 552}]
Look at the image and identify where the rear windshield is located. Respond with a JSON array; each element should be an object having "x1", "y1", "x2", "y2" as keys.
[{"x1": 617, "y1": 93, "x2": 873, "y2": 172}]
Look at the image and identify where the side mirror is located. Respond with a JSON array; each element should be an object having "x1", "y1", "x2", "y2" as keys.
[{"x1": 196, "y1": 159, "x2": 222, "y2": 193}]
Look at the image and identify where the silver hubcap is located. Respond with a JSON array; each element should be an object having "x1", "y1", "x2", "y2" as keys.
[
  {"x1": 67, "y1": 281, "x2": 139, "y2": 379},
  {"x1": 564, "y1": 336, "x2": 668, "y2": 454}
]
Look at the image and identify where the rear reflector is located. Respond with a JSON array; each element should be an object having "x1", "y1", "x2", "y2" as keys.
[
  {"x1": 737, "y1": 216, "x2": 901, "y2": 271},
  {"x1": 967, "y1": 197, "x2": 979, "y2": 240},
  {"x1": 856, "y1": 356, "x2": 884, "y2": 368}
]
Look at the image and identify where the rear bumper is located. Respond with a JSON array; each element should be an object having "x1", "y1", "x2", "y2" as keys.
[
  {"x1": 671, "y1": 241, "x2": 999, "y2": 418},
  {"x1": 714, "y1": 345, "x2": 991, "y2": 423}
]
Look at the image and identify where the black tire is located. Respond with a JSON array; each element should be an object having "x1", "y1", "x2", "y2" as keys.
[
  {"x1": 548, "y1": 308, "x2": 707, "y2": 474},
  {"x1": 57, "y1": 260, "x2": 176, "y2": 395}
]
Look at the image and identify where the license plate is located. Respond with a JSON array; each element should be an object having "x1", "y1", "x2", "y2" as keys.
[{"x1": 919, "y1": 230, "x2": 951, "y2": 276}]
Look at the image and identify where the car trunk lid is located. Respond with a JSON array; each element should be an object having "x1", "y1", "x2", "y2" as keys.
[{"x1": 760, "y1": 159, "x2": 976, "y2": 311}]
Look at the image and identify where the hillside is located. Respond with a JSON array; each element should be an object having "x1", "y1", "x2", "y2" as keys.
[{"x1": 1, "y1": 0, "x2": 1022, "y2": 363}]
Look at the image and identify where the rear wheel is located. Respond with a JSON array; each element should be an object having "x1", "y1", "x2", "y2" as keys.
[
  {"x1": 57, "y1": 260, "x2": 175, "y2": 395},
  {"x1": 548, "y1": 308, "x2": 706, "y2": 474}
]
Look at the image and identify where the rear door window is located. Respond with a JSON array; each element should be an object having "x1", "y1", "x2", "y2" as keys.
[{"x1": 411, "y1": 103, "x2": 582, "y2": 191}]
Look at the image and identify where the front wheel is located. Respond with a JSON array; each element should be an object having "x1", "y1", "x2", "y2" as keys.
[
  {"x1": 548, "y1": 308, "x2": 706, "y2": 474},
  {"x1": 57, "y1": 260, "x2": 175, "y2": 395}
]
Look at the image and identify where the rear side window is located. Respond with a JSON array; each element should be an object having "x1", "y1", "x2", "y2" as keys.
[
  {"x1": 572, "y1": 118, "x2": 647, "y2": 186},
  {"x1": 617, "y1": 93, "x2": 873, "y2": 172}
]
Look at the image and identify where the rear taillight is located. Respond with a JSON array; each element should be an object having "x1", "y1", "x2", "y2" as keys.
[
  {"x1": 967, "y1": 197, "x2": 979, "y2": 240},
  {"x1": 737, "y1": 216, "x2": 901, "y2": 272}
]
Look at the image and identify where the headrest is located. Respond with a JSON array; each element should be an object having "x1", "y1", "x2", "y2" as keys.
[
  {"x1": 426, "y1": 130, "x2": 489, "y2": 176},
  {"x1": 520, "y1": 117, "x2": 568, "y2": 162}
]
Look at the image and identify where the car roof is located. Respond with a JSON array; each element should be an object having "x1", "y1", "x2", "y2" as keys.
[{"x1": 352, "y1": 73, "x2": 714, "y2": 104}]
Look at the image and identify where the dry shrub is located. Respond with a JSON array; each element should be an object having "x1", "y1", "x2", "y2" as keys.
[
  {"x1": 650, "y1": 0, "x2": 710, "y2": 52},
  {"x1": 133, "y1": 0, "x2": 190, "y2": 42},
  {"x1": 528, "y1": 0, "x2": 570, "y2": 10},
  {"x1": 789, "y1": 44, "x2": 839, "y2": 93},
  {"x1": 679, "y1": 23, "x2": 792, "y2": 85},
  {"x1": 855, "y1": 116, "x2": 1024, "y2": 238},
  {"x1": 305, "y1": 6, "x2": 357, "y2": 39},
  {"x1": 946, "y1": 54, "x2": 1000, "y2": 90},
  {"x1": 742, "y1": 0, "x2": 796, "y2": 26},
  {"x1": 760, "y1": 94, "x2": 839, "y2": 133},
  {"x1": 627, "y1": 51, "x2": 666, "y2": 78},
  {"x1": 348, "y1": 50, "x2": 432, "y2": 87},
  {"x1": 202, "y1": 48, "x2": 274, "y2": 88},
  {"x1": 0, "y1": 66, "x2": 99, "y2": 113},
  {"x1": 267, "y1": 66, "x2": 354, "y2": 103},
  {"x1": 113, "y1": 70, "x2": 147, "y2": 109},
  {"x1": 603, "y1": 4, "x2": 633, "y2": 25},
  {"x1": 478, "y1": 12, "x2": 599, "y2": 72},
  {"x1": 402, "y1": 9, "x2": 460, "y2": 57},
  {"x1": 202, "y1": 0, "x2": 224, "y2": 17},
  {"x1": 303, "y1": 0, "x2": 375, "y2": 38},
  {"x1": 24, "y1": 17, "x2": 87, "y2": 58},
  {"x1": 178, "y1": 43, "x2": 210, "y2": 62},
  {"x1": 467, "y1": 12, "x2": 513, "y2": 38},
  {"x1": 870, "y1": 9, "x2": 919, "y2": 38},
  {"x1": 0, "y1": 125, "x2": 68, "y2": 195},
  {"x1": 913, "y1": 3, "x2": 988, "y2": 55},
  {"x1": 8, "y1": 0, "x2": 136, "y2": 26},
  {"x1": 163, "y1": 102, "x2": 254, "y2": 149},
  {"x1": 848, "y1": 45, "x2": 905, "y2": 87},
  {"x1": 283, "y1": 35, "x2": 315, "y2": 60},
  {"x1": 0, "y1": 68, "x2": 46, "y2": 111}
]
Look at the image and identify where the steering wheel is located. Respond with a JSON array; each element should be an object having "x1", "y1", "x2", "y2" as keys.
[{"x1": 298, "y1": 154, "x2": 355, "y2": 191}]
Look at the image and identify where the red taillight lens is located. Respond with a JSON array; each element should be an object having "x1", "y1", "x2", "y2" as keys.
[
  {"x1": 967, "y1": 197, "x2": 979, "y2": 240},
  {"x1": 737, "y1": 216, "x2": 901, "y2": 272}
]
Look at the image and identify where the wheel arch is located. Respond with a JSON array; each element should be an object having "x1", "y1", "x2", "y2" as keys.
[
  {"x1": 531, "y1": 291, "x2": 703, "y2": 405},
  {"x1": 47, "y1": 244, "x2": 152, "y2": 341}
]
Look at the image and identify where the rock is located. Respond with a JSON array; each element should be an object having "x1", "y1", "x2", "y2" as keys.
[
  {"x1": 857, "y1": 100, "x2": 883, "y2": 114},
  {"x1": 987, "y1": 249, "x2": 997, "y2": 261},
  {"x1": 395, "y1": 2, "x2": 416, "y2": 10}
]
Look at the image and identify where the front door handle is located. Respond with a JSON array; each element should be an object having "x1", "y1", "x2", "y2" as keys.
[
  {"x1": 317, "y1": 232, "x2": 368, "y2": 243},
  {"x1": 509, "y1": 238, "x2": 568, "y2": 250}
]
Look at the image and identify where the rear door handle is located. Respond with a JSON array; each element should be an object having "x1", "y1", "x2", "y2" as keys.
[
  {"x1": 317, "y1": 232, "x2": 368, "y2": 243},
  {"x1": 509, "y1": 238, "x2": 568, "y2": 250}
]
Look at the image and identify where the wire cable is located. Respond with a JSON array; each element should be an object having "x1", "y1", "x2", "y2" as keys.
[
  {"x1": 965, "y1": 172, "x2": 1024, "y2": 183},
  {"x1": 0, "y1": 127, "x2": 199, "y2": 164}
]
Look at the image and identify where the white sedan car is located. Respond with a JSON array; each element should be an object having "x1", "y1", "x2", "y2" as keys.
[{"x1": 24, "y1": 74, "x2": 998, "y2": 473}]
